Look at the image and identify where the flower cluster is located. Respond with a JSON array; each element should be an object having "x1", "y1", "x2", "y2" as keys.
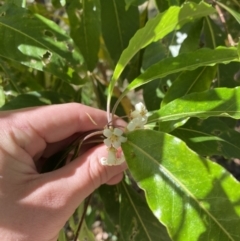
[
  {"x1": 100, "y1": 102, "x2": 148, "y2": 166},
  {"x1": 100, "y1": 127, "x2": 127, "y2": 166},
  {"x1": 127, "y1": 102, "x2": 148, "y2": 131}
]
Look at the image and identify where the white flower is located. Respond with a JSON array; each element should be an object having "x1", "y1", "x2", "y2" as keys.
[
  {"x1": 103, "y1": 127, "x2": 127, "y2": 148},
  {"x1": 127, "y1": 102, "x2": 148, "y2": 131},
  {"x1": 126, "y1": 116, "x2": 145, "y2": 131},
  {"x1": 100, "y1": 147, "x2": 125, "y2": 166},
  {"x1": 130, "y1": 102, "x2": 148, "y2": 123}
]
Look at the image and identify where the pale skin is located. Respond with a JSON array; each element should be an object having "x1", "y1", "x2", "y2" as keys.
[{"x1": 0, "y1": 103, "x2": 127, "y2": 241}]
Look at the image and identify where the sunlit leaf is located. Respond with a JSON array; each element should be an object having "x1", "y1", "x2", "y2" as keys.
[
  {"x1": 108, "y1": 1, "x2": 215, "y2": 103},
  {"x1": 149, "y1": 87, "x2": 240, "y2": 123},
  {"x1": 113, "y1": 46, "x2": 239, "y2": 111},
  {"x1": 126, "y1": 46, "x2": 239, "y2": 93},
  {"x1": 122, "y1": 130, "x2": 240, "y2": 241}
]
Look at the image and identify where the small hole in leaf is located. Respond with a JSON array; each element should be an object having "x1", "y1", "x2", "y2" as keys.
[
  {"x1": 44, "y1": 30, "x2": 54, "y2": 38},
  {"x1": 42, "y1": 51, "x2": 52, "y2": 65}
]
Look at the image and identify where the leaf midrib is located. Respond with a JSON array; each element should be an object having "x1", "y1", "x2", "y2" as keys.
[
  {"x1": 128, "y1": 140, "x2": 235, "y2": 241},
  {"x1": 113, "y1": 0, "x2": 124, "y2": 51}
]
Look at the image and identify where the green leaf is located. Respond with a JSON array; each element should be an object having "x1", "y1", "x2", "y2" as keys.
[
  {"x1": 109, "y1": 1, "x2": 215, "y2": 101},
  {"x1": 66, "y1": 0, "x2": 101, "y2": 71},
  {"x1": 162, "y1": 66, "x2": 217, "y2": 106},
  {"x1": 126, "y1": 46, "x2": 239, "y2": 93},
  {"x1": 122, "y1": 130, "x2": 240, "y2": 241},
  {"x1": 113, "y1": 46, "x2": 239, "y2": 111},
  {"x1": 171, "y1": 117, "x2": 240, "y2": 159},
  {"x1": 149, "y1": 87, "x2": 240, "y2": 123},
  {"x1": 216, "y1": 1, "x2": 240, "y2": 24},
  {"x1": 120, "y1": 181, "x2": 171, "y2": 241},
  {"x1": 0, "y1": 3, "x2": 84, "y2": 83},
  {"x1": 100, "y1": 0, "x2": 139, "y2": 64}
]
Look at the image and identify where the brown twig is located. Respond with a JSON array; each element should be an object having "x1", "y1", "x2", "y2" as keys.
[
  {"x1": 213, "y1": 1, "x2": 235, "y2": 46},
  {"x1": 73, "y1": 194, "x2": 92, "y2": 241}
]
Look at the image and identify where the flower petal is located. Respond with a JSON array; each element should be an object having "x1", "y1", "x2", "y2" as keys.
[
  {"x1": 113, "y1": 128, "x2": 123, "y2": 136},
  {"x1": 135, "y1": 102, "x2": 144, "y2": 111},
  {"x1": 103, "y1": 128, "x2": 113, "y2": 137},
  {"x1": 120, "y1": 136, "x2": 127, "y2": 143},
  {"x1": 104, "y1": 139, "x2": 112, "y2": 147},
  {"x1": 113, "y1": 140, "x2": 121, "y2": 149}
]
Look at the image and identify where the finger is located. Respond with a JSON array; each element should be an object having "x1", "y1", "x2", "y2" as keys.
[
  {"x1": 106, "y1": 173, "x2": 124, "y2": 185},
  {"x1": 4, "y1": 103, "x2": 126, "y2": 159},
  {"x1": 4, "y1": 103, "x2": 108, "y2": 143},
  {"x1": 39, "y1": 144, "x2": 127, "y2": 212}
]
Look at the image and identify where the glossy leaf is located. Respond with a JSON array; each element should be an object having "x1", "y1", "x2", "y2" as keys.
[
  {"x1": 100, "y1": 0, "x2": 139, "y2": 64},
  {"x1": 120, "y1": 181, "x2": 171, "y2": 241},
  {"x1": 122, "y1": 130, "x2": 240, "y2": 241},
  {"x1": 109, "y1": 1, "x2": 215, "y2": 101},
  {"x1": 66, "y1": 0, "x2": 101, "y2": 71},
  {"x1": 149, "y1": 87, "x2": 240, "y2": 123},
  {"x1": 112, "y1": 46, "x2": 239, "y2": 112},
  {"x1": 126, "y1": 46, "x2": 239, "y2": 93},
  {"x1": 162, "y1": 66, "x2": 217, "y2": 106},
  {"x1": 0, "y1": 3, "x2": 84, "y2": 83},
  {"x1": 171, "y1": 117, "x2": 240, "y2": 159}
]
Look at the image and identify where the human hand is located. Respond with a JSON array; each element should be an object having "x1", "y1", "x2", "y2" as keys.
[{"x1": 0, "y1": 103, "x2": 127, "y2": 241}]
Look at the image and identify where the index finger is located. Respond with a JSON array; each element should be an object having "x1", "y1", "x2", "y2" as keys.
[{"x1": 4, "y1": 103, "x2": 108, "y2": 143}]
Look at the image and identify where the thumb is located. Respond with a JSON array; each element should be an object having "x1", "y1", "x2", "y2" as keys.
[{"x1": 40, "y1": 144, "x2": 127, "y2": 210}]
